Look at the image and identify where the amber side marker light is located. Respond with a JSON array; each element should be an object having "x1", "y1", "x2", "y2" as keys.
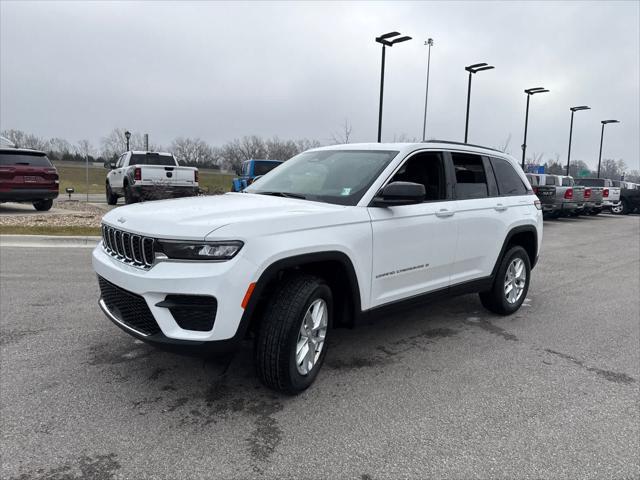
[{"x1": 241, "y1": 282, "x2": 257, "y2": 309}]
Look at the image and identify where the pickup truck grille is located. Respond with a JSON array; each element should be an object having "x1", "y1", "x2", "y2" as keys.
[{"x1": 101, "y1": 224, "x2": 155, "y2": 269}]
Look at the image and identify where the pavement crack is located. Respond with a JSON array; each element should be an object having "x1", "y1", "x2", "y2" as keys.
[
  {"x1": 544, "y1": 349, "x2": 636, "y2": 385},
  {"x1": 463, "y1": 317, "x2": 519, "y2": 341}
]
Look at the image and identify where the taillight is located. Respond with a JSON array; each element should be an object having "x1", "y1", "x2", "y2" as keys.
[
  {"x1": 134, "y1": 167, "x2": 141, "y2": 181},
  {"x1": 564, "y1": 188, "x2": 573, "y2": 199},
  {"x1": 603, "y1": 188, "x2": 609, "y2": 198},
  {"x1": 194, "y1": 170, "x2": 199, "y2": 183},
  {"x1": 584, "y1": 188, "x2": 591, "y2": 199}
]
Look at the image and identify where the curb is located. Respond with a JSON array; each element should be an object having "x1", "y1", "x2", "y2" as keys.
[{"x1": 0, "y1": 235, "x2": 101, "y2": 248}]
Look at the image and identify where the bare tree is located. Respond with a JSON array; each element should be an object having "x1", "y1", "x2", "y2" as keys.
[
  {"x1": 76, "y1": 139, "x2": 95, "y2": 158},
  {"x1": 169, "y1": 137, "x2": 214, "y2": 165},
  {"x1": 266, "y1": 137, "x2": 298, "y2": 160},
  {"x1": 101, "y1": 128, "x2": 147, "y2": 159},
  {"x1": 331, "y1": 118, "x2": 353, "y2": 144},
  {"x1": 1, "y1": 129, "x2": 47, "y2": 150}
]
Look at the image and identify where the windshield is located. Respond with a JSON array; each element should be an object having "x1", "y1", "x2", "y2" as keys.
[
  {"x1": 0, "y1": 152, "x2": 52, "y2": 167},
  {"x1": 130, "y1": 153, "x2": 176, "y2": 166},
  {"x1": 245, "y1": 149, "x2": 399, "y2": 206}
]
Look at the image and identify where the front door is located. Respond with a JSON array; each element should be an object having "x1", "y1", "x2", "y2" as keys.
[{"x1": 368, "y1": 150, "x2": 458, "y2": 308}]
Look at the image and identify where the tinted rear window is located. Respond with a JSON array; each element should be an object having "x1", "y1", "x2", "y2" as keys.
[
  {"x1": 545, "y1": 176, "x2": 556, "y2": 186},
  {"x1": 575, "y1": 178, "x2": 604, "y2": 187},
  {"x1": 129, "y1": 154, "x2": 176, "y2": 166},
  {"x1": 254, "y1": 161, "x2": 281, "y2": 176},
  {"x1": 0, "y1": 152, "x2": 53, "y2": 167},
  {"x1": 562, "y1": 177, "x2": 573, "y2": 186},
  {"x1": 490, "y1": 158, "x2": 528, "y2": 196}
]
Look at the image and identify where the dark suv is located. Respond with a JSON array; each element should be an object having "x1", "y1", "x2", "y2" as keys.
[{"x1": 0, "y1": 148, "x2": 59, "y2": 211}]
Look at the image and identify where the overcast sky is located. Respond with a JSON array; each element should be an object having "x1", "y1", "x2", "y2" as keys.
[{"x1": 1, "y1": 1, "x2": 638, "y2": 169}]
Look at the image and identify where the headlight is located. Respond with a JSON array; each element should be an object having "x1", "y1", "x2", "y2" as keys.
[{"x1": 157, "y1": 240, "x2": 243, "y2": 261}]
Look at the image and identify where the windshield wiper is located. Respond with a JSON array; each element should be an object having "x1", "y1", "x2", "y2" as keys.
[{"x1": 255, "y1": 191, "x2": 306, "y2": 199}]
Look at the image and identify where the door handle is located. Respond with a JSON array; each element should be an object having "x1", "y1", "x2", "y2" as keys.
[
  {"x1": 494, "y1": 203, "x2": 508, "y2": 212},
  {"x1": 435, "y1": 209, "x2": 455, "y2": 218}
]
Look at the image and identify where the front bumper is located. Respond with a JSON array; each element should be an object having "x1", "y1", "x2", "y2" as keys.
[{"x1": 92, "y1": 243, "x2": 255, "y2": 347}]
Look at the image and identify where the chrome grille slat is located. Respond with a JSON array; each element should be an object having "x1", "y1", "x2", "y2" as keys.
[{"x1": 101, "y1": 224, "x2": 154, "y2": 270}]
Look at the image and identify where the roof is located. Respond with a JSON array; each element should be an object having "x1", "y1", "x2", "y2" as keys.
[
  {"x1": 0, "y1": 147, "x2": 46, "y2": 155},
  {"x1": 312, "y1": 141, "x2": 512, "y2": 159},
  {"x1": 129, "y1": 151, "x2": 173, "y2": 156}
]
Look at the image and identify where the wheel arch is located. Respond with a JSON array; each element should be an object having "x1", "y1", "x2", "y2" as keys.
[
  {"x1": 240, "y1": 251, "x2": 363, "y2": 337},
  {"x1": 491, "y1": 225, "x2": 538, "y2": 277}
]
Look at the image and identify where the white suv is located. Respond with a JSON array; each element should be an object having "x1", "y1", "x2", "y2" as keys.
[{"x1": 93, "y1": 142, "x2": 543, "y2": 393}]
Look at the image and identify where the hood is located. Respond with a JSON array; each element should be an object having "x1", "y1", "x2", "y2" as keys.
[{"x1": 101, "y1": 193, "x2": 345, "y2": 240}]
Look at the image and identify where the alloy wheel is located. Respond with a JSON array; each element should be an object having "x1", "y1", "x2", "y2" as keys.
[
  {"x1": 504, "y1": 258, "x2": 526, "y2": 304},
  {"x1": 295, "y1": 298, "x2": 328, "y2": 375}
]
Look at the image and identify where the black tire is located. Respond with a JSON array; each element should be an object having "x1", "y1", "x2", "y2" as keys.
[
  {"x1": 33, "y1": 199, "x2": 53, "y2": 211},
  {"x1": 255, "y1": 273, "x2": 333, "y2": 394},
  {"x1": 590, "y1": 209, "x2": 600, "y2": 216},
  {"x1": 124, "y1": 182, "x2": 136, "y2": 204},
  {"x1": 106, "y1": 183, "x2": 118, "y2": 205},
  {"x1": 479, "y1": 246, "x2": 531, "y2": 315},
  {"x1": 621, "y1": 199, "x2": 631, "y2": 215}
]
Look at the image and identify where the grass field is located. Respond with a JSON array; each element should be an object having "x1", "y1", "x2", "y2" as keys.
[
  {"x1": 0, "y1": 225, "x2": 101, "y2": 236},
  {"x1": 54, "y1": 163, "x2": 234, "y2": 195}
]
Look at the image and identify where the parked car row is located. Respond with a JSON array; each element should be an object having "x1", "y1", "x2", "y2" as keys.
[{"x1": 526, "y1": 173, "x2": 639, "y2": 218}]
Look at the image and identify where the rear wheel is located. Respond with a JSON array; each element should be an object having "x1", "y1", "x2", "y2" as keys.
[
  {"x1": 33, "y1": 199, "x2": 53, "y2": 211},
  {"x1": 124, "y1": 182, "x2": 137, "y2": 204},
  {"x1": 106, "y1": 183, "x2": 118, "y2": 205},
  {"x1": 611, "y1": 203, "x2": 623, "y2": 214},
  {"x1": 255, "y1": 273, "x2": 332, "y2": 394},
  {"x1": 621, "y1": 199, "x2": 631, "y2": 215},
  {"x1": 480, "y1": 246, "x2": 531, "y2": 315}
]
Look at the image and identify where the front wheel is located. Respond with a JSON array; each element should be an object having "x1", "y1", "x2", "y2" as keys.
[
  {"x1": 479, "y1": 246, "x2": 531, "y2": 315},
  {"x1": 255, "y1": 274, "x2": 332, "y2": 394},
  {"x1": 621, "y1": 199, "x2": 631, "y2": 215},
  {"x1": 124, "y1": 183, "x2": 137, "y2": 204},
  {"x1": 611, "y1": 203, "x2": 623, "y2": 214},
  {"x1": 33, "y1": 199, "x2": 53, "y2": 211}
]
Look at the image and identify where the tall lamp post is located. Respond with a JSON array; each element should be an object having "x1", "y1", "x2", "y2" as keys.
[
  {"x1": 375, "y1": 31, "x2": 412, "y2": 143},
  {"x1": 565, "y1": 106, "x2": 590, "y2": 176},
  {"x1": 597, "y1": 119, "x2": 620, "y2": 178},
  {"x1": 464, "y1": 62, "x2": 495, "y2": 143},
  {"x1": 521, "y1": 87, "x2": 549, "y2": 170},
  {"x1": 422, "y1": 38, "x2": 434, "y2": 141},
  {"x1": 125, "y1": 130, "x2": 131, "y2": 151}
]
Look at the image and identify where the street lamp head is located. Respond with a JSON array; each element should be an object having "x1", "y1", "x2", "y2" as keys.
[
  {"x1": 376, "y1": 31, "x2": 400, "y2": 46},
  {"x1": 391, "y1": 35, "x2": 412, "y2": 44},
  {"x1": 124, "y1": 130, "x2": 131, "y2": 140},
  {"x1": 426, "y1": 38, "x2": 434, "y2": 46},
  {"x1": 570, "y1": 106, "x2": 590, "y2": 112},
  {"x1": 602, "y1": 119, "x2": 620, "y2": 124},
  {"x1": 465, "y1": 63, "x2": 495, "y2": 73},
  {"x1": 525, "y1": 87, "x2": 549, "y2": 95}
]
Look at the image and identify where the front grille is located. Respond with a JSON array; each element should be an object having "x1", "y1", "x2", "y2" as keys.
[
  {"x1": 102, "y1": 224, "x2": 155, "y2": 269},
  {"x1": 98, "y1": 276, "x2": 161, "y2": 336},
  {"x1": 159, "y1": 295, "x2": 217, "y2": 332}
]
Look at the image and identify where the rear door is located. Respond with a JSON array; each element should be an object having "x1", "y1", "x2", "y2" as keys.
[
  {"x1": 449, "y1": 153, "x2": 524, "y2": 284},
  {"x1": 368, "y1": 150, "x2": 458, "y2": 307}
]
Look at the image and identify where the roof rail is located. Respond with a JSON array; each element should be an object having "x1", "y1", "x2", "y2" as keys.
[{"x1": 422, "y1": 139, "x2": 503, "y2": 153}]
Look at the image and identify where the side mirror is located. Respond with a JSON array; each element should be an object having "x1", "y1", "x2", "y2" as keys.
[{"x1": 372, "y1": 181, "x2": 425, "y2": 207}]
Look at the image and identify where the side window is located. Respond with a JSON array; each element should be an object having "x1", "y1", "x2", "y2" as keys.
[
  {"x1": 451, "y1": 153, "x2": 489, "y2": 199},
  {"x1": 389, "y1": 151, "x2": 446, "y2": 201},
  {"x1": 490, "y1": 157, "x2": 528, "y2": 196}
]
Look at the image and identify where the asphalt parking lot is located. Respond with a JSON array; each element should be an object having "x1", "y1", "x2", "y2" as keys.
[{"x1": 1, "y1": 214, "x2": 639, "y2": 479}]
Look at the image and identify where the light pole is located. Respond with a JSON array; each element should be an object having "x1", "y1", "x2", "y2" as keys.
[
  {"x1": 565, "y1": 106, "x2": 590, "y2": 176},
  {"x1": 597, "y1": 119, "x2": 620, "y2": 178},
  {"x1": 376, "y1": 31, "x2": 412, "y2": 143},
  {"x1": 521, "y1": 87, "x2": 549, "y2": 170},
  {"x1": 125, "y1": 130, "x2": 131, "y2": 151},
  {"x1": 422, "y1": 38, "x2": 434, "y2": 141},
  {"x1": 464, "y1": 62, "x2": 495, "y2": 143}
]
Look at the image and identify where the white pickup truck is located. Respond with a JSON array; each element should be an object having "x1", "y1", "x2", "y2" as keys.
[
  {"x1": 574, "y1": 178, "x2": 621, "y2": 214},
  {"x1": 105, "y1": 151, "x2": 199, "y2": 205}
]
